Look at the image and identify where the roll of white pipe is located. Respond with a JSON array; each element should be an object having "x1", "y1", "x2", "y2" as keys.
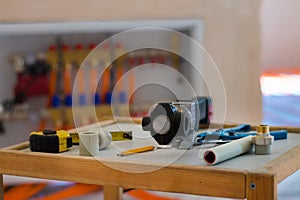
[{"x1": 202, "y1": 135, "x2": 253, "y2": 165}]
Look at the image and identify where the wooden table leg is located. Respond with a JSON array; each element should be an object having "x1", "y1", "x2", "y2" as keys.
[
  {"x1": 0, "y1": 174, "x2": 4, "y2": 200},
  {"x1": 246, "y1": 172, "x2": 277, "y2": 200},
  {"x1": 103, "y1": 185, "x2": 123, "y2": 200}
]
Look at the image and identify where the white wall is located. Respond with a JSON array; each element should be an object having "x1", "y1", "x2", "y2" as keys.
[
  {"x1": 0, "y1": 1, "x2": 262, "y2": 124},
  {"x1": 261, "y1": 0, "x2": 300, "y2": 69}
]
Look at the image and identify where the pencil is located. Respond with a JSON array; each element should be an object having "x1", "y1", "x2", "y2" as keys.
[{"x1": 117, "y1": 145, "x2": 155, "y2": 156}]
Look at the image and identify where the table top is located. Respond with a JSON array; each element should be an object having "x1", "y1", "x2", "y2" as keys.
[
  {"x1": 20, "y1": 122, "x2": 300, "y2": 173},
  {"x1": 1, "y1": 120, "x2": 299, "y2": 199}
]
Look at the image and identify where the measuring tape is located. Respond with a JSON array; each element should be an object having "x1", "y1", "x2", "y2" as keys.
[
  {"x1": 71, "y1": 131, "x2": 132, "y2": 142},
  {"x1": 109, "y1": 131, "x2": 132, "y2": 141},
  {"x1": 30, "y1": 130, "x2": 73, "y2": 153}
]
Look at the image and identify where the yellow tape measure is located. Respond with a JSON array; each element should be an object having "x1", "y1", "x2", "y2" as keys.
[
  {"x1": 30, "y1": 130, "x2": 72, "y2": 153},
  {"x1": 69, "y1": 132, "x2": 79, "y2": 144},
  {"x1": 110, "y1": 131, "x2": 132, "y2": 141}
]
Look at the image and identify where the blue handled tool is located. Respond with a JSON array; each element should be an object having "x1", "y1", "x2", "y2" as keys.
[
  {"x1": 195, "y1": 124, "x2": 288, "y2": 145},
  {"x1": 196, "y1": 124, "x2": 251, "y2": 141},
  {"x1": 221, "y1": 124, "x2": 252, "y2": 133}
]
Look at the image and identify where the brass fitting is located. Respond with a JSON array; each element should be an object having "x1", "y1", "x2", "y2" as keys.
[
  {"x1": 252, "y1": 125, "x2": 274, "y2": 154},
  {"x1": 257, "y1": 124, "x2": 269, "y2": 134}
]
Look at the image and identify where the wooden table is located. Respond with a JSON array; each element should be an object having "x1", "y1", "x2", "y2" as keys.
[{"x1": 0, "y1": 119, "x2": 299, "y2": 200}]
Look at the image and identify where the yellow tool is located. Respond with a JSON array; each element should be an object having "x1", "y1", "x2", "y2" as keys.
[
  {"x1": 69, "y1": 132, "x2": 79, "y2": 144},
  {"x1": 29, "y1": 130, "x2": 74, "y2": 153},
  {"x1": 109, "y1": 131, "x2": 132, "y2": 141},
  {"x1": 117, "y1": 145, "x2": 155, "y2": 156}
]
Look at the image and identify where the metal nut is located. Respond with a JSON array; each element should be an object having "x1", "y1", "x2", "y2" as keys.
[{"x1": 252, "y1": 136, "x2": 274, "y2": 145}]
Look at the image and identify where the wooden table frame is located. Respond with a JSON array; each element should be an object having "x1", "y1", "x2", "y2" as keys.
[{"x1": 0, "y1": 120, "x2": 299, "y2": 200}]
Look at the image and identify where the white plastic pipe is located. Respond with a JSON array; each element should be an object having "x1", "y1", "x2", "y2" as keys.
[
  {"x1": 79, "y1": 131, "x2": 100, "y2": 156},
  {"x1": 202, "y1": 136, "x2": 253, "y2": 165}
]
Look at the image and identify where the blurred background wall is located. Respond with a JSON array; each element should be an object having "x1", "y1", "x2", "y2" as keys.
[
  {"x1": 261, "y1": 0, "x2": 300, "y2": 69},
  {"x1": 0, "y1": 0, "x2": 262, "y2": 125}
]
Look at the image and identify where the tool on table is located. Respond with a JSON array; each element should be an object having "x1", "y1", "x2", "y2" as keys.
[
  {"x1": 117, "y1": 145, "x2": 155, "y2": 156},
  {"x1": 76, "y1": 130, "x2": 112, "y2": 156},
  {"x1": 252, "y1": 125, "x2": 274, "y2": 155},
  {"x1": 200, "y1": 124, "x2": 287, "y2": 165},
  {"x1": 202, "y1": 136, "x2": 253, "y2": 166},
  {"x1": 194, "y1": 140, "x2": 230, "y2": 146},
  {"x1": 29, "y1": 130, "x2": 73, "y2": 153},
  {"x1": 79, "y1": 131, "x2": 100, "y2": 156},
  {"x1": 109, "y1": 131, "x2": 132, "y2": 141},
  {"x1": 64, "y1": 130, "x2": 112, "y2": 149},
  {"x1": 195, "y1": 124, "x2": 287, "y2": 146},
  {"x1": 142, "y1": 96, "x2": 212, "y2": 149},
  {"x1": 69, "y1": 132, "x2": 79, "y2": 144},
  {"x1": 30, "y1": 129, "x2": 112, "y2": 154}
]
